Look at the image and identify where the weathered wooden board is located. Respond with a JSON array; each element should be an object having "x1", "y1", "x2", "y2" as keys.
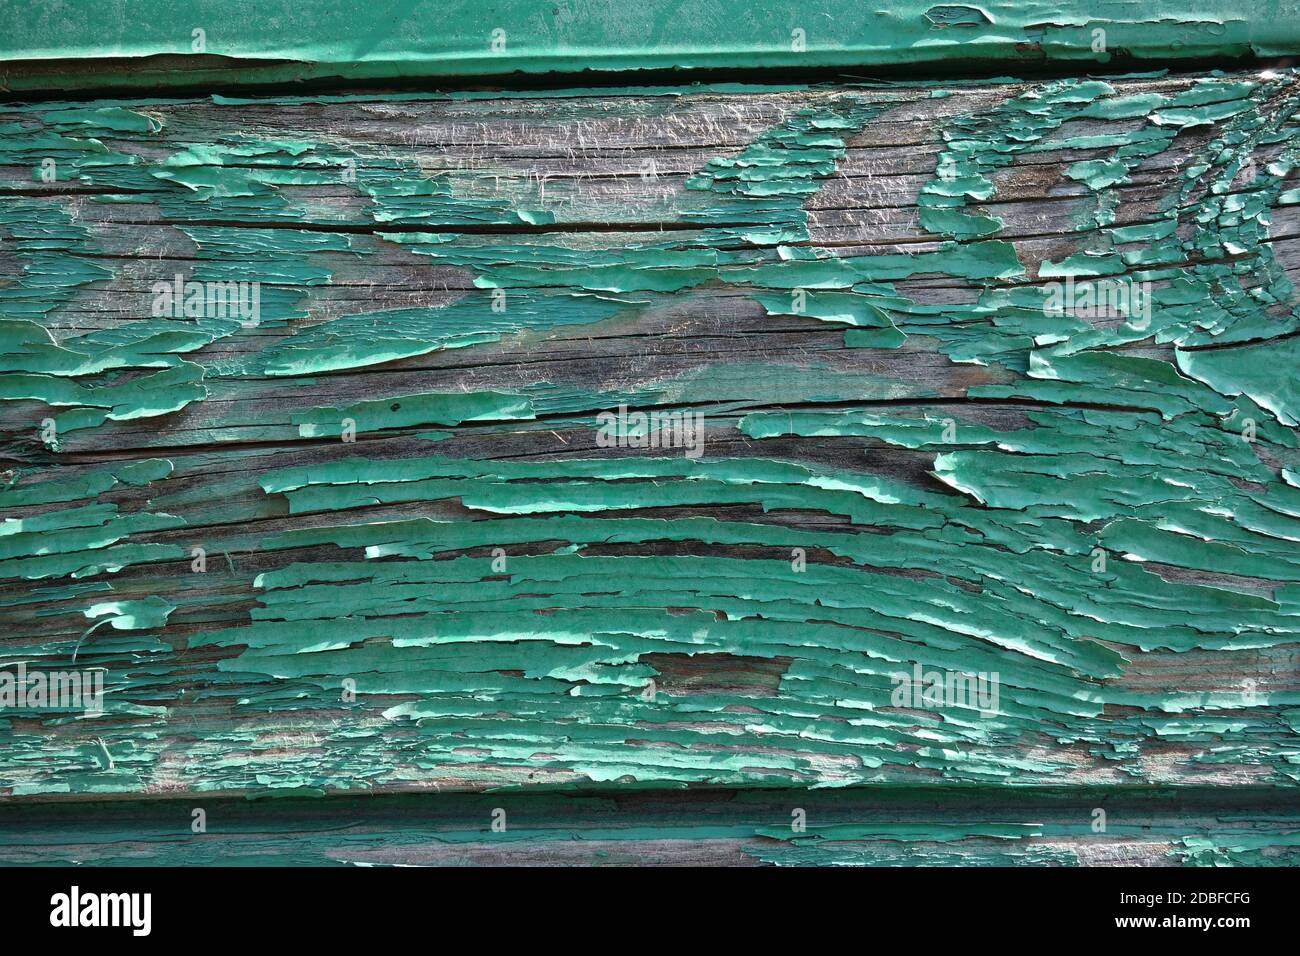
[{"x1": 1, "y1": 71, "x2": 1299, "y2": 851}]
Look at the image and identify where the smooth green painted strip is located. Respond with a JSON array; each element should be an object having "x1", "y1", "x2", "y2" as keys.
[{"x1": 2, "y1": 1, "x2": 1300, "y2": 93}]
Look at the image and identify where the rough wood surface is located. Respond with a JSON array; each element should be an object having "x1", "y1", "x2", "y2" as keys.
[
  {"x1": 3, "y1": 786, "x2": 1298, "y2": 866},
  {"x1": 2, "y1": 73, "x2": 1299, "y2": 819}
]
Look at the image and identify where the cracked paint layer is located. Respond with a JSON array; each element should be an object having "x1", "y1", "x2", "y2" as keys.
[{"x1": 0, "y1": 72, "x2": 1299, "y2": 826}]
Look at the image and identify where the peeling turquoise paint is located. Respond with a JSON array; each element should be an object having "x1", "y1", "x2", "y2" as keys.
[{"x1": 0, "y1": 73, "x2": 1299, "y2": 814}]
